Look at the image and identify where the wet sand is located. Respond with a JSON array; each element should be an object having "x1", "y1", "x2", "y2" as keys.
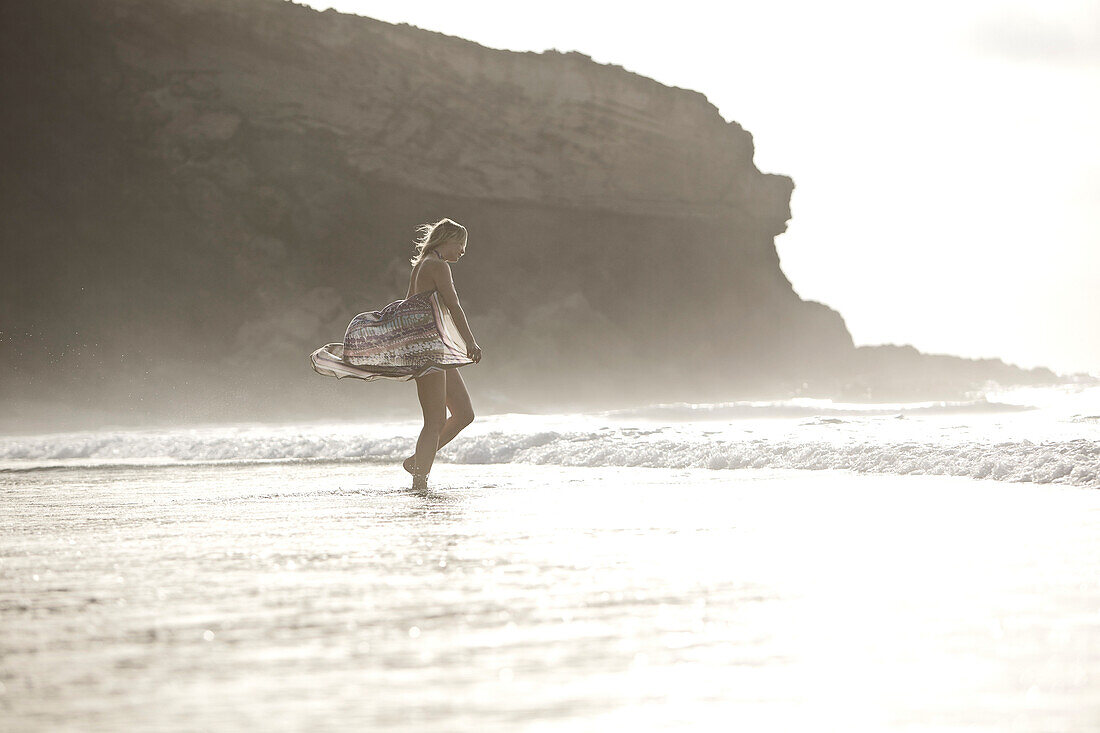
[{"x1": 2, "y1": 463, "x2": 1098, "y2": 731}]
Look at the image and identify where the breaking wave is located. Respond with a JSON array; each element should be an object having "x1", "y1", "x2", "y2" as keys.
[
  {"x1": 449, "y1": 432, "x2": 1098, "y2": 487},
  {"x1": 1, "y1": 424, "x2": 1096, "y2": 488}
]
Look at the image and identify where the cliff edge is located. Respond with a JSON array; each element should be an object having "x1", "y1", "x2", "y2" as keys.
[{"x1": 0, "y1": 0, "x2": 1063, "y2": 426}]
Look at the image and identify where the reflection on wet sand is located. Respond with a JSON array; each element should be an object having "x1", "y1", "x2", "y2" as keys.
[{"x1": 2, "y1": 462, "x2": 1098, "y2": 731}]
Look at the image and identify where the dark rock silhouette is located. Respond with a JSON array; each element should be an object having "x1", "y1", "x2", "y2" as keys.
[{"x1": 0, "y1": 0, "x2": 1068, "y2": 428}]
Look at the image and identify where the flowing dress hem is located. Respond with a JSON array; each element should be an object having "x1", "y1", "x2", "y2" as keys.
[{"x1": 310, "y1": 343, "x2": 472, "y2": 382}]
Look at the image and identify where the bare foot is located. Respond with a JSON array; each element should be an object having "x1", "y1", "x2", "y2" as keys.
[
  {"x1": 411, "y1": 474, "x2": 428, "y2": 492},
  {"x1": 403, "y1": 456, "x2": 419, "y2": 475}
]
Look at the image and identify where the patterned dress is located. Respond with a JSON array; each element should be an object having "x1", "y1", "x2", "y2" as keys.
[{"x1": 310, "y1": 289, "x2": 473, "y2": 381}]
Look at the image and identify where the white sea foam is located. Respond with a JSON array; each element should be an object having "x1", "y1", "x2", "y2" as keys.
[
  {"x1": 2, "y1": 388, "x2": 1098, "y2": 487},
  {"x1": 448, "y1": 431, "x2": 1098, "y2": 486}
]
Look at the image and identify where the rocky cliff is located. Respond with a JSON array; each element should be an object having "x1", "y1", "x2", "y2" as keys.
[{"x1": 0, "y1": 0, "x2": 1061, "y2": 428}]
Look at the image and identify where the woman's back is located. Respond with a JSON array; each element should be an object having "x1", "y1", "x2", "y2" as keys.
[{"x1": 407, "y1": 255, "x2": 443, "y2": 298}]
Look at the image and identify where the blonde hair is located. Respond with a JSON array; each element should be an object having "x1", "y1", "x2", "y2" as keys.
[{"x1": 409, "y1": 218, "x2": 467, "y2": 266}]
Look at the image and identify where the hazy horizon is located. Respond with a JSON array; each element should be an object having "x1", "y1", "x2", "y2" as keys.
[{"x1": 303, "y1": 0, "x2": 1100, "y2": 377}]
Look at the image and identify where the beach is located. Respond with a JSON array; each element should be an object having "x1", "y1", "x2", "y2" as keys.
[
  {"x1": 6, "y1": 0, "x2": 1098, "y2": 727},
  {"x1": 3, "y1": 459, "x2": 1098, "y2": 731}
]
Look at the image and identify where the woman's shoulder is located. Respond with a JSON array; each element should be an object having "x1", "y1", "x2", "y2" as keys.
[{"x1": 418, "y1": 257, "x2": 451, "y2": 275}]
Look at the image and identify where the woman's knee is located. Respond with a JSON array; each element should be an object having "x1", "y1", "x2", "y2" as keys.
[
  {"x1": 453, "y1": 408, "x2": 474, "y2": 428},
  {"x1": 422, "y1": 411, "x2": 448, "y2": 434}
]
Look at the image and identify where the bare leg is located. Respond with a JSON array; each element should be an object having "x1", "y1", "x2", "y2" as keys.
[
  {"x1": 405, "y1": 370, "x2": 475, "y2": 474},
  {"x1": 438, "y1": 370, "x2": 475, "y2": 450},
  {"x1": 412, "y1": 371, "x2": 447, "y2": 480}
]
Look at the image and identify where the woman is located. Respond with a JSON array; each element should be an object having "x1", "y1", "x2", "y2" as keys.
[
  {"x1": 401, "y1": 219, "x2": 482, "y2": 488},
  {"x1": 309, "y1": 218, "x2": 482, "y2": 490}
]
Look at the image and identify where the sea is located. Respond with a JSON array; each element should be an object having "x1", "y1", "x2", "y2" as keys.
[{"x1": 2, "y1": 383, "x2": 1098, "y2": 730}]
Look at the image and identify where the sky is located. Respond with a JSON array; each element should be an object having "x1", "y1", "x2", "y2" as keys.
[{"x1": 301, "y1": 0, "x2": 1099, "y2": 377}]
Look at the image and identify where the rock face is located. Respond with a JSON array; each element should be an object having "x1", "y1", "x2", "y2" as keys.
[{"x1": 0, "y1": 0, "x2": 1061, "y2": 426}]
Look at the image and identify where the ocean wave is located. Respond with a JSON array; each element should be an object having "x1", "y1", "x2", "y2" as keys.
[
  {"x1": 456, "y1": 433, "x2": 1098, "y2": 487},
  {"x1": 1, "y1": 427, "x2": 1096, "y2": 488},
  {"x1": 600, "y1": 398, "x2": 1035, "y2": 421}
]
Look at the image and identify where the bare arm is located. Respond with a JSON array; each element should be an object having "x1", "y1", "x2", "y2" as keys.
[{"x1": 426, "y1": 260, "x2": 481, "y2": 360}]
